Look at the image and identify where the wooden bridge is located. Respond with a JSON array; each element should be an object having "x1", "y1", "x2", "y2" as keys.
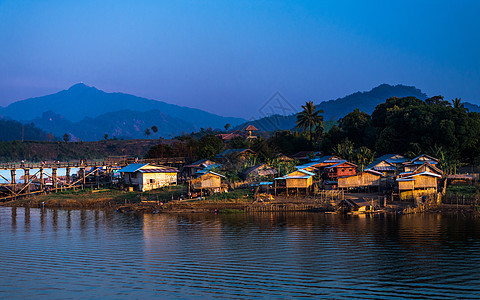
[{"x1": 0, "y1": 157, "x2": 187, "y2": 201}]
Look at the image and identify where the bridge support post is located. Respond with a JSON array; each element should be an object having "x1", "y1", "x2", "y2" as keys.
[
  {"x1": 66, "y1": 167, "x2": 70, "y2": 185},
  {"x1": 24, "y1": 168, "x2": 30, "y2": 193},
  {"x1": 80, "y1": 167, "x2": 85, "y2": 189},
  {"x1": 10, "y1": 169, "x2": 16, "y2": 196},
  {"x1": 39, "y1": 168, "x2": 44, "y2": 192},
  {"x1": 52, "y1": 167, "x2": 57, "y2": 192},
  {"x1": 95, "y1": 167, "x2": 99, "y2": 188}
]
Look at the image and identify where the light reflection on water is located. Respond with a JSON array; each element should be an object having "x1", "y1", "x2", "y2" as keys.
[{"x1": 0, "y1": 207, "x2": 480, "y2": 299}]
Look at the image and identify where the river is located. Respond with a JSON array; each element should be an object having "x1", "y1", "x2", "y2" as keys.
[{"x1": 0, "y1": 207, "x2": 479, "y2": 299}]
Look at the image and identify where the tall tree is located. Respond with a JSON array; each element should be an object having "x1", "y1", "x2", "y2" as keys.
[
  {"x1": 296, "y1": 101, "x2": 324, "y2": 143},
  {"x1": 224, "y1": 123, "x2": 231, "y2": 131},
  {"x1": 151, "y1": 126, "x2": 158, "y2": 136},
  {"x1": 145, "y1": 128, "x2": 151, "y2": 139},
  {"x1": 63, "y1": 133, "x2": 70, "y2": 142}
]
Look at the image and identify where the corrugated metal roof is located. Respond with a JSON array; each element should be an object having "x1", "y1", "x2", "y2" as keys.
[
  {"x1": 139, "y1": 168, "x2": 178, "y2": 173},
  {"x1": 325, "y1": 160, "x2": 357, "y2": 169},
  {"x1": 118, "y1": 164, "x2": 148, "y2": 173},
  {"x1": 364, "y1": 169, "x2": 384, "y2": 176},
  {"x1": 376, "y1": 154, "x2": 405, "y2": 161},
  {"x1": 275, "y1": 168, "x2": 315, "y2": 180},
  {"x1": 199, "y1": 171, "x2": 226, "y2": 178},
  {"x1": 372, "y1": 166, "x2": 396, "y2": 171}
]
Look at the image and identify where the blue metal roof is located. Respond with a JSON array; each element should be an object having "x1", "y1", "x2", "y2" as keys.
[{"x1": 118, "y1": 164, "x2": 148, "y2": 173}]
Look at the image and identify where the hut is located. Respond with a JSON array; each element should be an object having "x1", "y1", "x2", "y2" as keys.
[
  {"x1": 365, "y1": 154, "x2": 407, "y2": 177},
  {"x1": 118, "y1": 164, "x2": 179, "y2": 192},
  {"x1": 324, "y1": 161, "x2": 357, "y2": 180},
  {"x1": 365, "y1": 160, "x2": 397, "y2": 177},
  {"x1": 183, "y1": 159, "x2": 219, "y2": 177},
  {"x1": 396, "y1": 171, "x2": 441, "y2": 200},
  {"x1": 296, "y1": 156, "x2": 343, "y2": 173},
  {"x1": 401, "y1": 162, "x2": 443, "y2": 176},
  {"x1": 338, "y1": 169, "x2": 383, "y2": 192},
  {"x1": 245, "y1": 125, "x2": 258, "y2": 139},
  {"x1": 216, "y1": 130, "x2": 244, "y2": 141},
  {"x1": 338, "y1": 198, "x2": 373, "y2": 212},
  {"x1": 214, "y1": 148, "x2": 256, "y2": 162},
  {"x1": 188, "y1": 171, "x2": 226, "y2": 194},
  {"x1": 274, "y1": 153, "x2": 293, "y2": 162},
  {"x1": 274, "y1": 169, "x2": 315, "y2": 195},
  {"x1": 410, "y1": 154, "x2": 439, "y2": 165},
  {"x1": 242, "y1": 164, "x2": 277, "y2": 180}
]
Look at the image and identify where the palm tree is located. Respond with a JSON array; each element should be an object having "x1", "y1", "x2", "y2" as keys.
[
  {"x1": 151, "y1": 126, "x2": 158, "y2": 137},
  {"x1": 356, "y1": 146, "x2": 375, "y2": 171},
  {"x1": 452, "y1": 98, "x2": 464, "y2": 109},
  {"x1": 296, "y1": 101, "x2": 324, "y2": 143}
]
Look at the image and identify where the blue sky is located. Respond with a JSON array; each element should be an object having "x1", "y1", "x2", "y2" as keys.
[{"x1": 0, "y1": 0, "x2": 479, "y2": 118}]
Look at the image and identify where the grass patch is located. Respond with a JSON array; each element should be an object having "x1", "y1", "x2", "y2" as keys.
[
  {"x1": 446, "y1": 185, "x2": 478, "y2": 196},
  {"x1": 206, "y1": 189, "x2": 254, "y2": 202},
  {"x1": 142, "y1": 184, "x2": 188, "y2": 201},
  {"x1": 220, "y1": 208, "x2": 244, "y2": 214}
]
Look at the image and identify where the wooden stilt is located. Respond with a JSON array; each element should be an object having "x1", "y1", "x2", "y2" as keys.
[
  {"x1": 24, "y1": 169, "x2": 30, "y2": 193},
  {"x1": 66, "y1": 167, "x2": 70, "y2": 185},
  {"x1": 52, "y1": 167, "x2": 57, "y2": 192},
  {"x1": 10, "y1": 169, "x2": 16, "y2": 196}
]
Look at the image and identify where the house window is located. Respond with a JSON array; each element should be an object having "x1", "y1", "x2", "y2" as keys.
[
  {"x1": 349, "y1": 168, "x2": 352, "y2": 172},
  {"x1": 131, "y1": 173, "x2": 137, "y2": 178},
  {"x1": 150, "y1": 179, "x2": 155, "y2": 184}
]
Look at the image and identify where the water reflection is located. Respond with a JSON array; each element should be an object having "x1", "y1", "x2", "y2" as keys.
[{"x1": 0, "y1": 207, "x2": 479, "y2": 299}]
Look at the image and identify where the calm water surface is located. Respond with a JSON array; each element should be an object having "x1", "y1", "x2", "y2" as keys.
[{"x1": 1, "y1": 207, "x2": 479, "y2": 299}]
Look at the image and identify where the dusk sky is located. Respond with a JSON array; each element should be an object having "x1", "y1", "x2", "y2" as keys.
[{"x1": 1, "y1": 0, "x2": 479, "y2": 119}]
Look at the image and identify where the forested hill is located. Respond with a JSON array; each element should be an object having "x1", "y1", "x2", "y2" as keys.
[
  {"x1": 0, "y1": 118, "x2": 49, "y2": 141},
  {"x1": 238, "y1": 84, "x2": 428, "y2": 131}
]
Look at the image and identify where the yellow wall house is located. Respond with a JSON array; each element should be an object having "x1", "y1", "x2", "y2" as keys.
[
  {"x1": 338, "y1": 169, "x2": 383, "y2": 190},
  {"x1": 274, "y1": 169, "x2": 315, "y2": 194},
  {"x1": 189, "y1": 171, "x2": 226, "y2": 193},
  {"x1": 118, "y1": 164, "x2": 179, "y2": 192},
  {"x1": 396, "y1": 171, "x2": 441, "y2": 200}
]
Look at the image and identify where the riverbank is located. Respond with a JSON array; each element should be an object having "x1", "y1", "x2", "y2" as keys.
[
  {"x1": 0, "y1": 187, "x2": 254, "y2": 213},
  {"x1": 1, "y1": 188, "x2": 479, "y2": 215}
]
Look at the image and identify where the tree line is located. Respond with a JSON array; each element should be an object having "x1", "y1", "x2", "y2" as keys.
[{"x1": 146, "y1": 95, "x2": 480, "y2": 174}]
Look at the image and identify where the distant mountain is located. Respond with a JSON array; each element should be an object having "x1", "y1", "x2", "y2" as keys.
[
  {"x1": 239, "y1": 84, "x2": 429, "y2": 131},
  {"x1": 0, "y1": 83, "x2": 245, "y2": 128},
  {"x1": 32, "y1": 110, "x2": 198, "y2": 141},
  {"x1": 464, "y1": 102, "x2": 480, "y2": 113}
]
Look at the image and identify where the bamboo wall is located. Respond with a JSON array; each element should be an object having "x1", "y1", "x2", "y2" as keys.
[
  {"x1": 398, "y1": 180, "x2": 415, "y2": 191},
  {"x1": 398, "y1": 175, "x2": 438, "y2": 192},
  {"x1": 285, "y1": 177, "x2": 312, "y2": 188},
  {"x1": 191, "y1": 174, "x2": 221, "y2": 190},
  {"x1": 338, "y1": 172, "x2": 381, "y2": 188},
  {"x1": 399, "y1": 188, "x2": 436, "y2": 200}
]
